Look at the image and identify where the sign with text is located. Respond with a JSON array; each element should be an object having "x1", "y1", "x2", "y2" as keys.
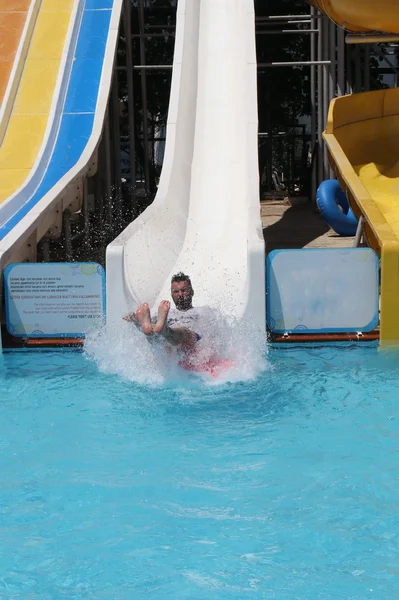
[{"x1": 5, "y1": 262, "x2": 106, "y2": 337}]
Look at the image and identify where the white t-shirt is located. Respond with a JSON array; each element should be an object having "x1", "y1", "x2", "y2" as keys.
[{"x1": 167, "y1": 306, "x2": 213, "y2": 340}]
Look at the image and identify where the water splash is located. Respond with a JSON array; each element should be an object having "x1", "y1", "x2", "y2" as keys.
[{"x1": 84, "y1": 309, "x2": 268, "y2": 386}]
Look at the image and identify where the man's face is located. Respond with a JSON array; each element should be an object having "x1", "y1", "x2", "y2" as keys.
[{"x1": 171, "y1": 280, "x2": 194, "y2": 310}]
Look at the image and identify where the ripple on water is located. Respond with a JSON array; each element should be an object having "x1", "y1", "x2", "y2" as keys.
[{"x1": 0, "y1": 344, "x2": 398, "y2": 598}]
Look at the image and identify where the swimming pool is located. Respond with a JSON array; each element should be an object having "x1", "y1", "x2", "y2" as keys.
[{"x1": 0, "y1": 343, "x2": 398, "y2": 599}]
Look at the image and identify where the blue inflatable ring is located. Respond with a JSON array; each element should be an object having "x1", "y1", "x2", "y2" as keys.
[{"x1": 316, "y1": 179, "x2": 358, "y2": 236}]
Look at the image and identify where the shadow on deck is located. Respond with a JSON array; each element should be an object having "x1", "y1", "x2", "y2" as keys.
[{"x1": 261, "y1": 200, "x2": 353, "y2": 254}]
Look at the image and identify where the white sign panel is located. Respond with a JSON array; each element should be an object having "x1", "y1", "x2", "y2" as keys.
[
  {"x1": 267, "y1": 248, "x2": 379, "y2": 333},
  {"x1": 5, "y1": 262, "x2": 106, "y2": 337}
]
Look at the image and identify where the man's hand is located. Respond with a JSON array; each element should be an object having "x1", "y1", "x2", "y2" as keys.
[{"x1": 123, "y1": 312, "x2": 138, "y2": 323}]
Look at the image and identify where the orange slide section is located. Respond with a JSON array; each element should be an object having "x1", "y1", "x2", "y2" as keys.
[
  {"x1": 0, "y1": 0, "x2": 30, "y2": 105},
  {"x1": 309, "y1": 0, "x2": 399, "y2": 34}
]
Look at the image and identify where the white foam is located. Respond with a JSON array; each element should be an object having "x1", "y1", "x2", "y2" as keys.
[{"x1": 84, "y1": 310, "x2": 268, "y2": 387}]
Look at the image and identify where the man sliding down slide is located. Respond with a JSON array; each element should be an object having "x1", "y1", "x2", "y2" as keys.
[
  {"x1": 123, "y1": 273, "x2": 232, "y2": 377},
  {"x1": 123, "y1": 272, "x2": 211, "y2": 351}
]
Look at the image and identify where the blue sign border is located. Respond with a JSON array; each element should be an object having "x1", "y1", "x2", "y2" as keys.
[{"x1": 4, "y1": 262, "x2": 106, "y2": 338}]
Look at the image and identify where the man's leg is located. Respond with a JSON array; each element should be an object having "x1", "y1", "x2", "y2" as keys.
[
  {"x1": 154, "y1": 300, "x2": 198, "y2": 348},
  {"x1": 124, "y1": 302, "x2": 153, "y2": 335}
]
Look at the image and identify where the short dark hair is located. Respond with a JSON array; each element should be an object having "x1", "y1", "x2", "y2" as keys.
[{"x1": 171, "y1": 272, "x2": 192, "y2": 287}]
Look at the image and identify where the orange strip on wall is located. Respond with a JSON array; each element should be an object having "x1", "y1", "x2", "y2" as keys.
[{"x1": 0, "y1": 0, "x2": 31, "y2": 106}]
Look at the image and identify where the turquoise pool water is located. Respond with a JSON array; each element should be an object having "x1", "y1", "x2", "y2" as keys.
[{"x1": 0, "y1": 344, "x2": 399, "y2": 599}]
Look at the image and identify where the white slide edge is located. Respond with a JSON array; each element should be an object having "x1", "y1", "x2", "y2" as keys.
[{"x1": 106, "y1": 0, "x2": 266, "y2": 331}]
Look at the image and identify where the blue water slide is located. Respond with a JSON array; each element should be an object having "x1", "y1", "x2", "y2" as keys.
[
  {"x1": 316, "y1": 179, "x2": 358, "y2": 237},
  {"x1": 0, "y1": 0, "x2": 122, "y2": 246}
]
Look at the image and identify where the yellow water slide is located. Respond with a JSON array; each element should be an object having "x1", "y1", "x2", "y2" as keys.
[
  {"x1": 310, "y1": 0, "x2": 399, "y2": 344},
  {"x1": 0, "y1": 0, "x2": 74, "y2": 202},
  {"x1": 310, "y1": 0, "x2": 399, "y2": 33}
]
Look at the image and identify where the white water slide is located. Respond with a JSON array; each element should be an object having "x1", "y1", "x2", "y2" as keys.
[{"x1": 106, "y1": 0, "x2": 266, "y2": 331}]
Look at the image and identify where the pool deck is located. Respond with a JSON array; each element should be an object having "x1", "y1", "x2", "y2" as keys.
[{"x1": 261, "y1": 199, "x2": 354, "y2": 254}]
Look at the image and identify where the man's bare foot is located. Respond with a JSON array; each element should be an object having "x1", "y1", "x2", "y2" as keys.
[
  {"x1": 154, "y1": 300, "x2": 170, "y2": 334},
  {"x1": 135, "y1": 303, "x2": 153, "y2": 335}
]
